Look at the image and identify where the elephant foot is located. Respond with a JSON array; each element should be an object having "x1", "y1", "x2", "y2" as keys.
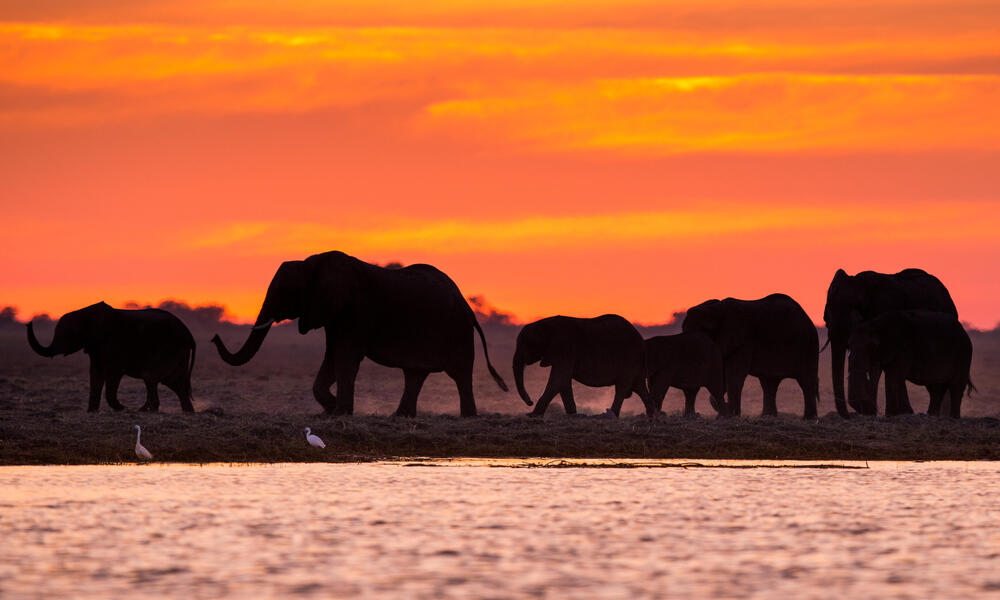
[
  {"x1": 526, "y1": 411, "x2": 544, "y2": 419},
  {"x1": 138, "y1": 404, "x2": 158, "y2": 413},
  {"x1": 683, "y1": 412, "x2": 701, "y2": 420},
  {"x1": 109, "y1": 404, "x2": 126, "y2": 412},
  {"x1": 392, "y1": 410, "x2": 416, "y2": 418},
  {"x1": 599, "y1": 408, "x2": 619, "y2": 419}
]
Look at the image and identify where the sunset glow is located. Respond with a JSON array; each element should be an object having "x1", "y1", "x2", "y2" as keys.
[{"x1": 2, "y1": 1, "x2": 999, "y2": 326}]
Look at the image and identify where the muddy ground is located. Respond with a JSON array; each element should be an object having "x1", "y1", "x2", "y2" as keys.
[{"x1": 2, "y1": 320, "x2": 998, "y2": 464}]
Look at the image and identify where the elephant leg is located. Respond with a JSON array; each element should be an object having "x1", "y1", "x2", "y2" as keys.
[
  {"x1": 560, "y1": 384, "x2": 577, "y2": 415},
  {"x1": 394, "y1": 369, "x2": 430, "y2": 418},
  {"x1": 926, "y1": 384, "x2": 946, "y2": 416},
  {"x1": 867, "y1": 369, "x2": 883, "y2": 416},
  {"x1": 105, "y1": 373, "x2": 125, "y2": 411},
  {"x1": 530, "y1": 362, "x2": 571, "y2": 417},
  {"x1": 632, "y1": 374, "x2": 650, "y2": 413},
  {"x1": 682, "y1": 388, "x2": 698, "y2": 417},
  {"x1": 312, "y1": 344, "x2": 338, "y2": 413},
  {"x1": 608, "y1": 382, "x2": 633, "y2": 417},
  {"x1": 87, "y1": 360, "x2": 105, "y2": 412},
  {"x1": 759, "y1": 376, "x2": 780, "y2": 417},
  {"x1": 726, "y1": 368, "x2": 748, "y2": 417},
  {"x1": 896, "y1": 381, "x2": 914, "y2": 415},
  {"x1": 333, "y1": 357, "x2": 361, "y2": 416},
  {"x1": 165, "y1": 377, "x2": 195, "y2": 412},
  {"x1": 884, "y1": 376, "x2": 912, "y2": 417},
  {"x1": 648, "y1": 382, "x2": 668, "y2": 416},
  {"x1": 938, "y1": 392, "x2": 953, "y2": 420},
  {"x1": 797, "y1": 376, "x2": 819, "y2": 420},
  {"x1": 447, "y1": 367, "x2": 477, "y2": 418},
  {"x1": 140, "y1": 380, "x2": 160, "y2": 412},
  {"x1": 947, "y1": 381, "x2": 964, "y2": 418}
]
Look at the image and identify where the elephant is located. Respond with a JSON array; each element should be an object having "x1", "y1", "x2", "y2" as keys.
[
  {"x1": 512, "y1": 314, "x2": 648, "y2": 417},
  {"x1": 211, "y1": 251, "x2": 508, "y2": 417},
  {"x1": 823, "y1": 268, "x2": 957, "y2": 417},
  {"x1": 26, "y1": 302, "x2": 196, "y2": 412},
  {"x1": 847, "y1": 310, "x2": 973, "y2": 418},
  {"x1": 644, "y1": 332, "x2": 726, "y2": 417},
  {"x1": 682, "y1": 294, "x2": 819, "y2": 418}
]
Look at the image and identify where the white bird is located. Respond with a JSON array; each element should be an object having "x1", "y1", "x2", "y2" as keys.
[
  {"x1": 133, "y1": 424, "x2": 153, "y2": 460},
  {"x1": 304, "y1": 427, "x2": 326, "y2": 449}
]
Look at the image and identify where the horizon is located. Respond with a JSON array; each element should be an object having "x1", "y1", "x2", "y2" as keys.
[
  {"x1": 2, "y1": 1, "x2": 999, "y2": 328},
  {"x1": 3, "y1": 292, "x2": 997, "y2": 332}
]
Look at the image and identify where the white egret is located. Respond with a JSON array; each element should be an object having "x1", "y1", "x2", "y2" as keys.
[
  {"x1": 133, "y1": 424, "x2": 153, "y2": 460},
  {"x1": 304, "y1": 427, "x2": 326, "y2": 449}
]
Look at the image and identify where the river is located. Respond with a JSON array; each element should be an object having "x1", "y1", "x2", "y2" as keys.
[{"x1": 1, "y1": 461, "x2": 998, "y2": 598}]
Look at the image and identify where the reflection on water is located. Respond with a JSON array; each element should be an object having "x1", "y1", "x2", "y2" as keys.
[{"x1": 1, "y1": 461, "x2": 999, "y2": 598}]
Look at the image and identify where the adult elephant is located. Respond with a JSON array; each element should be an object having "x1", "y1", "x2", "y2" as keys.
[
  {"x1": 848, "y1": 310, "x2": 973, "y2": 418},
  {"x1": 682, "y1": 294, "x2": 819, "y2": 418},
  {"x1": 512, "y1": 315, "x2": 648, "y2": 417},
  {"x1": 211, "y1": 251, "x2": 508, "y2": 417},
  {"x1": 26, "y1": 302, "x2": 196, "y2": 412},
  {"x1": 823, "y1": 268, "x2": 957, "y2": 417}
]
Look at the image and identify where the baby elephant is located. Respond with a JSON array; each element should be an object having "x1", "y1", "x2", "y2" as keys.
[
  {"x1": 512, "y1": 314, "x2": 648, "y2": 417},
  {"x1": 27, "y1": 302, "x2": 196, "y2": 412},
  {"x1": 848, "y1": 310, "x2": 974, "y2": 417},
  {"x1": 645, "y1": 332, "x2": 727, "y2": 417}
]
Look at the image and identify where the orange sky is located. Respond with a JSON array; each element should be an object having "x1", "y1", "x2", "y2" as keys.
[{"x1": 1, "y1": 1, "x2": 999, "y2": 327}]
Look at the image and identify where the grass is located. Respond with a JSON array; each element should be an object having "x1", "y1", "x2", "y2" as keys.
[{"x1": 3, "y1": 409, "x2": 1000, "y2": 465}]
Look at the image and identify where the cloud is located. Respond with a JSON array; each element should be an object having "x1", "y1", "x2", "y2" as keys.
[
  {"x1": 187, "y1": 202, "x2": 1000, "y2": 256},
  {"x1": 424, "y1": 74, "x2": 1000, "y2": 153},
  {"x1": 1, "y1": 21, "x2": 998, "y2": 143}
]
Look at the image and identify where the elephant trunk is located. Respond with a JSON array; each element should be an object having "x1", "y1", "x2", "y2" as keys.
[
  {"x1": 847, "y1": 354, "x2": 875, "y2": 416},
  {"x1": 512, "y1": 350, "x2": 534, "y2": 406},
  {"x1": 831, "y1": 339, "x2": 851, "y2": 418},
  {"x1": 212, "y1": 318, "x2": 273, "y2": 366},
  {"x1": 26, "y1": 322, "x2": 57, "y2": 357}
]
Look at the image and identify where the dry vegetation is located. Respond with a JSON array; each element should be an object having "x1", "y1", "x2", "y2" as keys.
[{"x1": 2, "y1": 318, "x2": 999, "y2": 464}]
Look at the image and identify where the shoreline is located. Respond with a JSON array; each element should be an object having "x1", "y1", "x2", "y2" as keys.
[{"x1": 3, "y1": 410, "x2": 1000, "y2": 465}]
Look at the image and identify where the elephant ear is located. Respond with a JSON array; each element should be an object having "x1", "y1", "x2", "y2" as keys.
[
  {"x1": 823, "y1": 269, "x2": 849, "y2": 323},
  {"x1": 299, "y1": 255, "x2": 360, "y2": 333},
  {"x1": 875, "y1": 314, "x2": 909, "y2": 366},
  {"x1": 714, "y1": 300, "x2": 749, "y2": 357},
  {"x1": 81, "y1": 302, "x2": 115, "y2": 353},
  {"x1": 541, "y1": 329, "x2": 575, "y2": 368}
]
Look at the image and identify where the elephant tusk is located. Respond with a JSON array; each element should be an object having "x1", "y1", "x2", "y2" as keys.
[{"x1": 252, "y1": 319, "x2": 276, "y2": 331}]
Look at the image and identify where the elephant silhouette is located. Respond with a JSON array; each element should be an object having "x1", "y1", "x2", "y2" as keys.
[
  {"x1": 512, "y1": 314, "x2": 648, "y2": 417},
  {"x1": 848, "y1": 310, "x2": 973, "y2": 418},
  {"x1": 824, "y1": 268, "x2": 957, "y2": 417},
  {"x1": 27, "y1": 302, "x2": 196, "y2": 412},
  {"x1": 211, "y1": 251, "x2": 507, "y2": 417}
]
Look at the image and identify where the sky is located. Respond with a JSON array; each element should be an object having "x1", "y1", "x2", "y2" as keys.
[{"x1": 1, "y1": 0, "x2": 999, "y2": 327}]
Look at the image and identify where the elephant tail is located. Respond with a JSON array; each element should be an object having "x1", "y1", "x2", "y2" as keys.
[
  {"x1": 187, "y1": 342, "x2": 197, "y2": 402},
  {"x1": 474, "y1": 319, "x2": 509, "y2": 392},
  {"x1": 967, "y1": 379, "x2": 978, "y2": 397}
]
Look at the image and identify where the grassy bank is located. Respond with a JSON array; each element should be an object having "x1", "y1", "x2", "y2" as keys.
[{"x1": 3, "y1": 409, "x2": 1000, "y2": 465}]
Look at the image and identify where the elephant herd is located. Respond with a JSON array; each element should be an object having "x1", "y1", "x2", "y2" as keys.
[{"x1": 26, "y1": 251, "x2": 975, "y2": 419}]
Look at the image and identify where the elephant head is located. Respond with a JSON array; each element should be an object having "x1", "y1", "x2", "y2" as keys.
[
  {"x1": 824, "y1": 269, "x2": 865, "y2": 416},
  {"x1": 681, "y1": 299, "x2": 746, "y2": 357},
  {"x1": 27, "y1": 302, "x2": 114, "y2": 357},
  {"x1": 846, "y1": 324, "x2": 881, "y2": 415},
  {"x1": 512, "y1": 322, "x2": 550, "y2": 407},
  {"x1": 212, "y1": 253, "x2": 360, "y2": 365}
]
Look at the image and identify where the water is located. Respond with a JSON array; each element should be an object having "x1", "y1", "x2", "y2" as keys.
[{"x1": 1, "y1": 461, "x2": 999, "y2": 598}]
